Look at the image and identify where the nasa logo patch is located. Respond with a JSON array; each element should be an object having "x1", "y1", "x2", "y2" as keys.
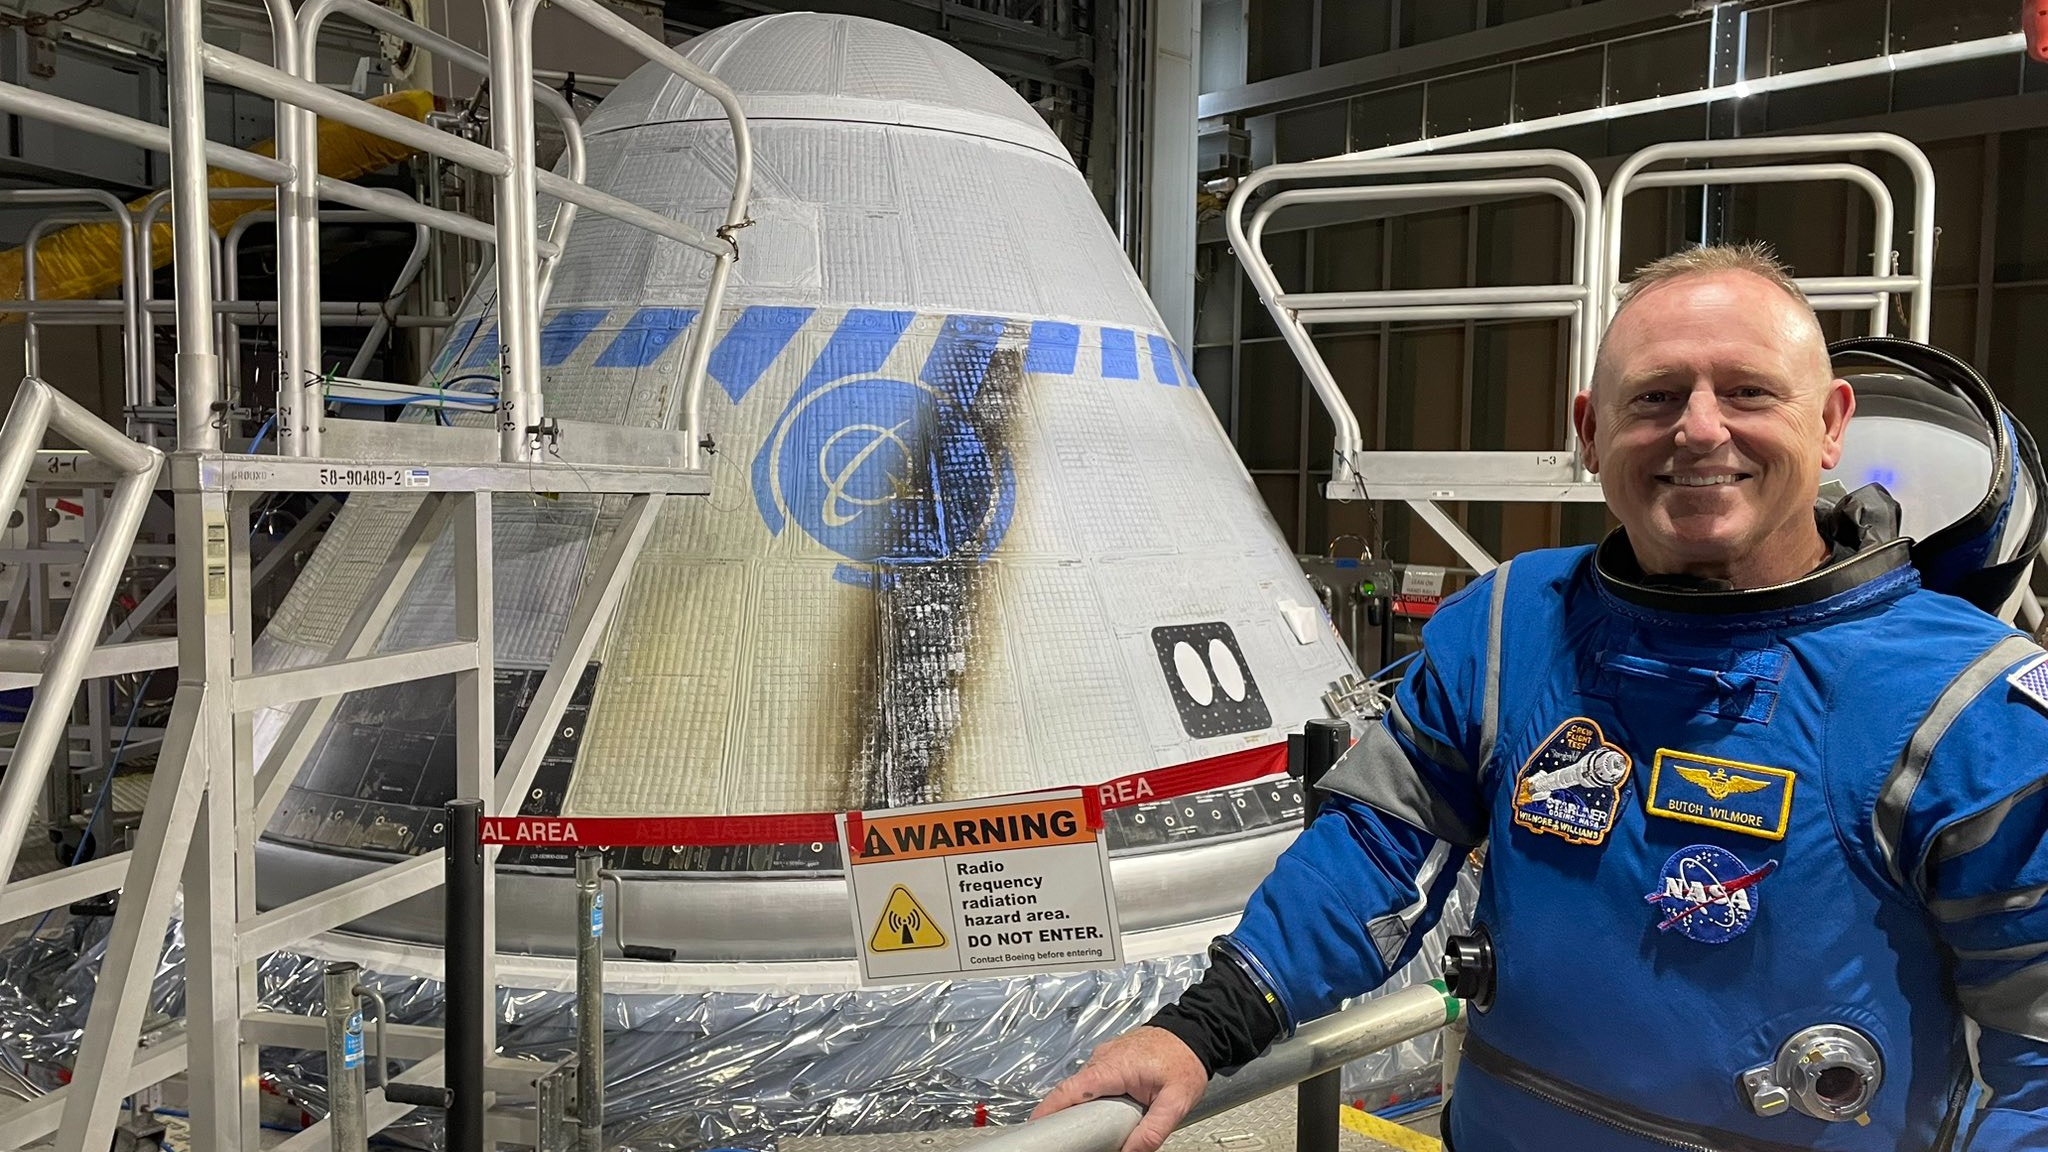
[
  {"x1": 1510, "y1": 718, "x2": 1632, "y2": 846},
  {"x1": 1645, "y1": 844, "x2": 1777, "y2": 945}
]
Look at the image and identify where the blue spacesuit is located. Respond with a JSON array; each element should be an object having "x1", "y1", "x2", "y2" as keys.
[{"x1": 1221, "y1": 500, "x2": 2048, "y2": 1150}]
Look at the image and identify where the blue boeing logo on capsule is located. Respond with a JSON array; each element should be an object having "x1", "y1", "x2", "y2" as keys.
[
  {"x1": 430, "y1": 304, "x2": 1193, "y2": 571},
  {"x1": 753, "y1": 312, "x2": 1017, "y2": 566}
]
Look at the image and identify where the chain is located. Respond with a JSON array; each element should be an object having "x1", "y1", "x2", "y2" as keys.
[{"x1": 0, "y1": 0, "x2": 102, "y2": 32}]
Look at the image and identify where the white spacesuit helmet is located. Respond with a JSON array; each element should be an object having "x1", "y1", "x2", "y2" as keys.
[{"x1": 1824, "y1": 337, "x2": 2046, "y2": 621}]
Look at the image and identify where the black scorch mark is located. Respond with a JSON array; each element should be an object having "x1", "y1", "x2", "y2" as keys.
[{"x1": 853, "y1": 322, "x2": 1025, "y2": 810}]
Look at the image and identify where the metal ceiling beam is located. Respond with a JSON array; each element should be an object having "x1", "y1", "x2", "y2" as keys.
[
  {"x1": 1197, "y1": 0, "x2": 1700, "y2": 120},
  {"x1": 1196, "y1": 80, "x2": 2048, "y2": 247},
  {"x1": 664, "y1": 0, "x2": 1087, "y2": 65}
]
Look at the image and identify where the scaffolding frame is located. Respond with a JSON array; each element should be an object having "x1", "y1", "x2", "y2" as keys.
[
  {"x1": 0, "y1": 0, "x2": 749, "y2": 1146},
  {"x1": 1226, "y1": 131, "x2": 1938, "y2": 574}
]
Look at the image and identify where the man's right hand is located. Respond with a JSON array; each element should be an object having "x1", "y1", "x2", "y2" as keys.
[{"x1": 1030, "y1": 1025, "x2": 1209, "y2": 1152}]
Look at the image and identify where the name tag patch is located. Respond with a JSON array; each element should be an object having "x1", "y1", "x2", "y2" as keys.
[
  {"x1": 1510, "y1": 717, "x2": 1632, "y2": 846},
  {"x1": 1646, "y1": 750, "x2": 1795, "y2": 842}
]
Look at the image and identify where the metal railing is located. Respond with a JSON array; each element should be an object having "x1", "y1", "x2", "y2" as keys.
[
  {"x1": 0, "y1": 0, "x2": 742, "y2": 1146},
  {"x1": 1606, "y1": 134, "x2": 1937, "y2": 342},
  {"x1": 0, "y1": 377, "x2": 162, "y2": 908},
  {"x1": 1225, "y1": 132, "x2": 1942, "y2": 573},
  {"x1": 194, "y1": 0, "x2": 751, "y2": 460},
  {"x1": 1227, "y1": 149, "x2": 1603, "y2": 490},
  {"x1": 4, "y1": 191, "x2": 142, "y2": 429},
  {"x1": 976, "y1": 983, "x2": 1461, "y2": 1151}
]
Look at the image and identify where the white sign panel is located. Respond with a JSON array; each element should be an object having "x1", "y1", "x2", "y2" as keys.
[{"x1": 838, "y1": 790, "x2": 1123, "y2": 985}]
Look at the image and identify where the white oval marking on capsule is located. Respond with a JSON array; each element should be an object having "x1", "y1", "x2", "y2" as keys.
[
  {"x1": 1210, "y1": 638, "x2": 1248, "y2": 702},
  {"x1": 1173, "y1": 641, "x2": 1214, "y2": 706}
]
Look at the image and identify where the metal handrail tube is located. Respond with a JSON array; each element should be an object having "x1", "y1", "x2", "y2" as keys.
[
  {"x1": 0, "y1": 80, "x2": 293, "y2": 185},
  {"x1": 293, "y1": 0, "x2": 590, "y2": 454},
  {"x1": 0, "y1": 377, "x2": 162, "y2": 919},
  {"x1": 1606, "y1": 134, "x2": 1936, "y2": 342},
  {"x1": 315, "y1": 180, "x2": 552, "y2": 255},
  {"x1": 1243, "y1": 174, "x2": 1592, "y2": 474},
  {"x1": 1625, "y1": 162, "x2": 1901, "y2": 336},
  {"x1": 199, "y1": 45, "x2": 512, "y2": 178},
  {"x1": 1227, "y1": 152, "x2": 1603, "y2": 472},
  {"x1": 204, "y1": 29, "x2": 726, "y2": 460},
  {"x1": 168, "y1": 0, "x2": 220, "y2": 450},
  {"x1": 296, "y1": 0, "x2": 586, "y2": 306},
  {"x1": 972, "y1": 983, "x2": 1461, "y2": 1151},
  {"x1": 481, "y1": 0, "x2": 543, "y2": 464},
  {"x1": 22, "y1": 212, "x2": 97, "y2": 379},
  {"x1": 1298, "y1": 302, "x2": 1580, "y2": 325},
  {"x1": 1278, "y1": 285, "x2": 1592, "y2": 308},
  {"x1": 0, "y1": 300, "x2": 451, "y2": 321},
  {"x1": 1792, "y1": 275, "x2": 1923, "y2": 294},
  {"x1": 254, "y1": 0, "x2": 305, "y2": 466},
  {"x1": 5, "y1": 191, "x2": 139, "y2": 417},
  {"x1": 21, "y1": 213, "x2": 118, "y2": 384},
  {"x1": 515, "y1": 0, "x2": 755, "y2": 470},
  {"x1": 1316, "y1": 35, "x2": 2020, "y2": 165},
  {"x1": 533, "y1": 171, "x2": 726, "y2": 257},
  {"x1": 138, "y1": 187, "x2": 271, "y2": 405},
  {"x1": 221, "y1": 210, "x2": 431, "y2": 386}
]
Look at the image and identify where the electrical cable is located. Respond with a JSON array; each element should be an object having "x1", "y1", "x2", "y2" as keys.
[{"x1": 30, "y1": 669, "x2": 152, "y2": 937}]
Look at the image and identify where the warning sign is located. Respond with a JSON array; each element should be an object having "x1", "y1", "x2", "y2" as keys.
[
  {"x1": 870, "y1": 886, "x2": 947, "y2": 952},
  {"x1": 839, "y1": 791, "x2": 1123, "y2": 985}
]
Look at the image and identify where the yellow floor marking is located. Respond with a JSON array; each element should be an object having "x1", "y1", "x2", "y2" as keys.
[{"x1": 1339, "y1": 1103, "x2": 1443, "y2": 1152}]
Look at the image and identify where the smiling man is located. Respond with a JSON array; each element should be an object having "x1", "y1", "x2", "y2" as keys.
[
  {"x1": 1034, "y1": 244, "x2": 2048, "y2": 1152},
  {"x1": 1579, "y1": 251, "x2": 1853, "y2": 589}
]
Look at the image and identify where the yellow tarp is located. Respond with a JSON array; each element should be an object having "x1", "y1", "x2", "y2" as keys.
[{"x1": 0, "y1": 89, "x2": 436, "y2": 310}]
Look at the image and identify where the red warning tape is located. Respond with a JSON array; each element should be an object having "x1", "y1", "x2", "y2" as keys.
[{"x1": 479, "y1": 742, "x2": 1291, "y2": 848}]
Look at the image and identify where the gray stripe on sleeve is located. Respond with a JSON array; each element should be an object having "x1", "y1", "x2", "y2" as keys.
[
  {"x1": 1954, "y1": 938, "x2": 2048, "y2": 963},
  {"x1": 1477, "y1": 560, "x2": 1512, "y2": 779},
  {"x1": 1320, "y1": 721, "x2": 1485, "y2": 847},
  {"x1": 1928, "y1": 880, "x2": 2048, "y2": 924},
  {"x1": 1874, "y1": 634, "x2": 2038, "y2": 887},
  {"x1": 1958, "y1": 961, "x2": 2048, "y2": 1043},
  {"x1": 1366, "y1": 840, "x2": 1455, "y2": 968},
  {"x1": 1388, "y1": 693, "x2": 1471, "y2": 777},
  {"x1": 1932, "y1": 775, "x2": 2048, "y2": 868}
]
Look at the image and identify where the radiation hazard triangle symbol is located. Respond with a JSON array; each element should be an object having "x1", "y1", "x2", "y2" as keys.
[{"x1": 869, "y1": 885, "x2": 947, "y2": 952}]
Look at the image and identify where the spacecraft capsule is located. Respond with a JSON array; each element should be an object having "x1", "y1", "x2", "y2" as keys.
[{"x1": 253, "y1": 12, "x2": 1360, "y2": 965}]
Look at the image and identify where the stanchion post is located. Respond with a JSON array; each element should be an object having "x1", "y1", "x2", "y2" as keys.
[
  {"x1": 322, "y1": 962, "x2": 367, "y2": 1152},
  {"x1": 446, "y1": 799, "x2": 486, "y2": 1152},
  {"x1": 1296, "y1": 718, "x2": 1349, "y2": 1152},
  {"x1": 574, "y1": 847, "x2": 604, "y2": 1152}
]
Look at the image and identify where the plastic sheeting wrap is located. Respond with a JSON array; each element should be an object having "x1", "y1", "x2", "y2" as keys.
[
  {"x1": 0, "y1": 88, "x2": 435, "y2": 317},
  {"x1": 0, "y1": 863, "x2": 1473, "y2": 1148}
]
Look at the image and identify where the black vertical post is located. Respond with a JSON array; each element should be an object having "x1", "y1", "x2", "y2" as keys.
[
  {"x1": 1379, "y1": 595, "x2": 1397, "y2": 673},
  {"x1": 446, "y1": 799, "x2": 486, "y2": 1152},
  {"x1": 1297, "y1": 718, "x2": 1349, "y2": 1152}
]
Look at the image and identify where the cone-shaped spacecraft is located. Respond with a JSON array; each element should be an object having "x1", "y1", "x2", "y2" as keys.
[{"x1": 253, "y1": 12, "x2": 1360, "y2": 963}]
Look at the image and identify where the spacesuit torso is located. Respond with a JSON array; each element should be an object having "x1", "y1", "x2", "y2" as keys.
[{"x1": 1220, "y1": 521, "x2": 2048, "y2": 1151}]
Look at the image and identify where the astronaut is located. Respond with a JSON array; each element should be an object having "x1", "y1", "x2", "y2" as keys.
[{"x1": 1034, "y1": 244, "x2": 2048, "y2": 1152}]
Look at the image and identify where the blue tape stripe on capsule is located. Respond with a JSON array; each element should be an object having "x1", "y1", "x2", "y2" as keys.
[
  {"x1": 459, "y1": 323, "x2": 501, "y2": 370},
  {"x1": 1025, "y1": 321, "x2": 1081, "y2": 376},
  {"x1": 1101, "y1": 328, "x2": 1140, "y2": 379},
  {"x1": 709, "y1": 306, "x2": 815, "y2": 402},
  {"x1": 797, "y1": 309, "x2": 915, "y2": 391},
  {"x1": 431, "y1": 317, "x2": 483, "y2": 375},
  {"x1": 1147, "y1": 334, "x2": 1181, "y2": 385},
  {"x1": 539, "y1": 309, "x2": 609, "y2": 366},
  {"x1": 594, "y1": 307, "x2": 699, "y2": 369}
]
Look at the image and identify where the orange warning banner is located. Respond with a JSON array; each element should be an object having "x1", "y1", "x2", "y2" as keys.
[{"x1": 849, "y1": 795, "x2": 1095, "y2": 865}]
